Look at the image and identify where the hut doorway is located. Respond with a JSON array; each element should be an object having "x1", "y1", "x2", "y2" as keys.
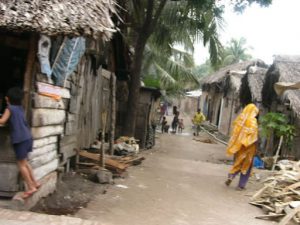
[
  {"x1": 0, "y1": 33, "x2": 29, "y2": 196},
  {"x1": 0, "y1": 34, "x2": 29, "y2": 113},
  {"x1": 216, "y1": 99, "x2": 223, "y2": 128}
]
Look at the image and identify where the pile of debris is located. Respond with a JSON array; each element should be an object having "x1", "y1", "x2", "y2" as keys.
[
  {"x1": 76, "y1": 137, "x2": 144, "y2": 179},
  {"x1": 250, "y1": 160, "x2": 300, "y2": 224},
  {"x1": 113, "y1": 136, "x2": 140, "y2": 156}
]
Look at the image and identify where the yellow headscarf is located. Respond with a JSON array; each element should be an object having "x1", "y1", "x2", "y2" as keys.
[{"x1": 226, "y1": 103, "x2": 259, "y2": 156}]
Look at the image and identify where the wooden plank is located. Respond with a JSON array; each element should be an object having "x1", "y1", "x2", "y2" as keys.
[
  {"x1": 251, "y1": 182, "x2": 276, "y2": 201},
  {"x1": 33, "y1": 93, "x2": 66, "y2": 109},
  {"x1": 279, "y1": 206, "x2": 300, "y2": 225},
  {"x1": 36, "y1": 82, "x2": 71, "y2": 99},
  {"x1": 65, "y1": 120, "x2": 78, "y2": 136},
  {"x1": 60, "y1": 142, "x2": 77, "y2": 161},
  {"x1": 29, "y1": 143, "x2": 57, "y2": 159},
  {"x1": 255, "y1": 214, "x2": 285, "y2": 220},
  {"x1": 284, "y1": 181, "x2": 300, "y2": 192},
  {"x1": 102, "y1": 69, "x2": 111, "y2": 79},
  {"x1": 109, "y1": 73, "x2": 116, "y2": 155},
  {"x1": 31, "y1": 125, "x2": 64, "y2": 139},
  {"x1": 32, "y1": 108, "x2": 66, "y2": 127},
  {"x1": 23, "y1": 35, "x2": 37, "y2": 118},
  {"x1": 33, "y1": 136, "x2": 57, "y2": 149},
  {"x1": 79, "y1": 150, "x2": 128, "y2": 171},
  {"x1": 30, "y1": 151, "x2": 57, "y2": 169},
  {"x1": 122, "y1": 156, "x2": 145, "y2": 165},
  {"x1": 33, "y1": 158, "x2": 59, "y2": 180},
  {"x1": 59, "y1": 135, "x2": 77, "y2": 147}
]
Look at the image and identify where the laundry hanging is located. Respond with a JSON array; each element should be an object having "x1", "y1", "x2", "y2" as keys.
[
  {"x1": 37, "y1": 35, "x2": 52, "y2": 78},
  {"x1": 52, "y1": 37, "x2": 86, "y2": 86}
]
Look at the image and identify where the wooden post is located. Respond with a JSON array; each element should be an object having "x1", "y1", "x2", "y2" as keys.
[
  {"x1": 272, "y1": 135, "x2": 283, "y2": 171},
  {"x1": 109, "y1": 73, "x2": 116, "y2": 155},
  {"x1": 100, "y1": 112, "x2": 107, "y2": 168},
  {"x1": 23, "y1": 34, "x2": 37, "y2": 118}
]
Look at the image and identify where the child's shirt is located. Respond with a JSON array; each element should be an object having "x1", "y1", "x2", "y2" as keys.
[{"x1": 8, "y1": 105, "x2": 32, "y2": 144}]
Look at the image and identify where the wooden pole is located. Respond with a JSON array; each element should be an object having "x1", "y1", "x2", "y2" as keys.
[
  {"x1": 23, "y1": 34, "x2": 37, "y2": 118},
  {"x1": 109, "y1": 73, "x2": 116, "y2": 155},
  {"x1": 272, "y1": 135, "x2": 283, "y2": 171},
  {"x1": 100, "y1": 112, "x2": 107, "y2": 168}
]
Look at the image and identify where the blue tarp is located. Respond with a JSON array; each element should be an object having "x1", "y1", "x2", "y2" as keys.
[
  {"x1": 52, "y1": 37, "x2": 86, "y2": 86},
  {"x1": 253, "y1": 156, "x2": 264, "y2": 169}
]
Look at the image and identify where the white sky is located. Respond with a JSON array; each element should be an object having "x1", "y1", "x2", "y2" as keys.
[{"x1": 194, "y1": 0, "x2": 300, "y2": 65}]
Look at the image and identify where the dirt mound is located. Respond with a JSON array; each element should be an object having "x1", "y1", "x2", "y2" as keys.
[{"x1": 31, "y1": 172, "x2": 108, "y2": 215}]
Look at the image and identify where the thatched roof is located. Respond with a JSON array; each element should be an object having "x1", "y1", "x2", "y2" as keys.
[
  {"x1": 201, "y1": 60, "x2": 267, "y2": 94},
  {"x1": 0, "y1": 0, "x2": 116, "y2": 40},
  {"x1": 240, "y1": 67, "x2": 268, "y2": 105},
  {"x1": 262, "y1": 55, "x2": 300, "y2": 115}
]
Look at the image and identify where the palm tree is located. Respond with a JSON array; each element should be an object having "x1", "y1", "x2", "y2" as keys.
[
  {"x1": 117, "y1": 0, "x2": 272, "y2": 136},
  {"x1": 142, "y1": 41, "x2": 199, "y2": 96},
  {"x1": 221, "y1": 37, "x2": 252, "y2": 66}
]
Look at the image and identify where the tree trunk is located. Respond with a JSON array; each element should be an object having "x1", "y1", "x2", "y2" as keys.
[{"x1": 123, "y1": 37, "x2": 147, "y2": 136}]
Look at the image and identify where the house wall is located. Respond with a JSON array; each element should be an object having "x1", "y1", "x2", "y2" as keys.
[
  {"x1": 33, "y1": 59, "x2": 113, "y2": 172},
  {"x1": 201, "y1": 89, "x2": 241, "y2": 137},
  {"x1": 178, "y1": 96, "x2": 199, "y2": 116},
  {"x1": 200, "y1": 91, "x2": 208, "y2": 117},
  {"x1": 218, "y1": 92, "x2": 241, "y2": 136},
  {"x1": 0, "y1": 37, "x2": 114, "y2": 196}
]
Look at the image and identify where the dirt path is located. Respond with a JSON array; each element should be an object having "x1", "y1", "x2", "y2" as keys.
[{"x1": 75, "y1": 131, "x2": 275, "y2": 225}]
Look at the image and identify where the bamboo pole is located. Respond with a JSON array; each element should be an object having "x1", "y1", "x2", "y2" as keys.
[
  {"x1": 109, "y1": 73, "x2": 116, "y2": 155},
  {"x1": 100, "y1": 111, "x2": 107, "y2": 168},
  {"x1": 272, "y1": 135, "x2": 284, "y2": 171}
]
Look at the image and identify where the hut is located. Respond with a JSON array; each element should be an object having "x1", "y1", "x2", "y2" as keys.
[
  {"x1": 116, "y1": 86, "x2": 161, "y2": 149},
  {"x1": 136, "y1": 87, "x2": 161, "y2": 149},
  {"x1": 176, "y1": 90, "x2": 201, "y2": 115},
  {"x1": 200, "y1": 60, "x2": 267, "y2": 136},
  {"x1": 262, "y1": 55, "x2": 300, "y2": 158},
  {"x1": 0, "y1": 0, "x2": 116, "y2": 203},
  {"x1": 240, "y1": 67, "x2": 268, "y2": 107}
]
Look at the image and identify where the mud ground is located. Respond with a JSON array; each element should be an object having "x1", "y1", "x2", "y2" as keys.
[
  {"x1": 31, "y1": 173, "x2": 108, "y2": 215},
  {"x1": 32, "y1": 113, "x2": 276, "y2": 224}
]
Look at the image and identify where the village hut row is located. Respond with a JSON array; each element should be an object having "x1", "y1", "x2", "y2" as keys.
[
  {"x1": 0, "y1": 0, "x2": 161, "y2": 201},
  {"x1": 200, "y1": 56, "x2": 300, "y2": 159},
  {"x1": 200, "y1": 60, "x2": 268, "y2": 136}
]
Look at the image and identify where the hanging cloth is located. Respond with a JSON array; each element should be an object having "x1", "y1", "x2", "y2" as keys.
[
  {"x1": 37, "y1": 35, "x2": 52, "y2": 78},
  {"x1": 52, "y1": 37, "x2": 86, "y2": 86}
]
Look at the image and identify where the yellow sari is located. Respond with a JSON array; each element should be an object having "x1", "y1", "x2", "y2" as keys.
[{"x1": 226, "y1": 104, "x2": 258, "y2": 175}]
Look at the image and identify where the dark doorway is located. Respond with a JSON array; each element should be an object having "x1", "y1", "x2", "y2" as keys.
[
  {"x1": 0, "y1": 34, "x2": 28, "y2": 113},
  {"x1": 0, "y1": 34, "x2": 29, "y2": 196}
]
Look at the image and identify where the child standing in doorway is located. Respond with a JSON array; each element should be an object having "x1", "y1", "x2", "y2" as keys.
[{"x1": 0, "y1": 87, "x2": 40, "y2": 198}]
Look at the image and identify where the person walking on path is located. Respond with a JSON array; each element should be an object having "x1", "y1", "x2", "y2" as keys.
[
  {"x1": 192, "y1": 108, "x2": 205, "y2": 136},
  {"x1": 0, "y1": 87, "x2": 40, "y2": 198},
  {"x1": 225, "y1": 103, "x2": 259, "y2": 190},
  {"x1": 171, "y1": 111, "x2": 179, "y2": 133},
  {"x1": 161, "y1": 116, "x2": 168, "y2": 133}
]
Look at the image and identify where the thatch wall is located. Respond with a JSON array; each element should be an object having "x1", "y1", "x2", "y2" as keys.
[
  {"x1": 262, "y1": 55, "x2": 300, "y2": 116},
  {"x1": 0, "y1": 0, "x2": 116, "y2": 39},
  {"x1": 240, "y1": 67, "x2": 268, "y2": 106}
]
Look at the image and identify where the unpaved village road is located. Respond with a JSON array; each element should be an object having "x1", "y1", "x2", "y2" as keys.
[{"x1": 75, "y1": 132, "x2": 275, "y2": 225}]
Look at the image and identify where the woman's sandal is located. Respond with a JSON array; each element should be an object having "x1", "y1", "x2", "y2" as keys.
[
  {"x1": 235, "y1": 187, "x2": 246, "y2": 191},
  {"x1": 225, "y1": 179, "x2": 232, "y2": 186}
]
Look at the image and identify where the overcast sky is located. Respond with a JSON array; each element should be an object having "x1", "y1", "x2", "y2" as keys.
[{"x1": 194, "y1": 0, "x2": 300, "y2": 65}]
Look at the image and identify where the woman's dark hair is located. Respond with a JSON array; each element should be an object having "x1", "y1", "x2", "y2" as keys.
[{"x1": 6, "y1": 87, "x2": 24, "y2": 105}]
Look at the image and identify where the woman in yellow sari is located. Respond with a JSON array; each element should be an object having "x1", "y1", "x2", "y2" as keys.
[{"x1": 225, "y1": 103, "x2": 259, "y2": 190}]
